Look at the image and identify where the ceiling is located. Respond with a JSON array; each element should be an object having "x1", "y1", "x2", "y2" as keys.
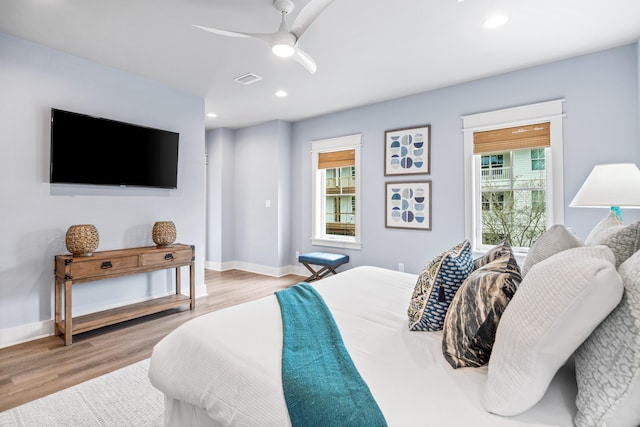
[{"x1": 1, "y1": 0, "x2": 640, "y2": 130}]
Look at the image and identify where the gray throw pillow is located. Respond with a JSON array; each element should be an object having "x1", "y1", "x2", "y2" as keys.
[
  {"x1": 521, "y1": 224, "x2": 582, "y2": 278},
  {"x1": 442, "y1": 241, "x2": 521, "y2": 368},
  {"x1": 574, "y1": 250, "x2": 640, "y2": 427},
  {"x1": 585, "y1": 212, "x2": 640, "y2": 267}
]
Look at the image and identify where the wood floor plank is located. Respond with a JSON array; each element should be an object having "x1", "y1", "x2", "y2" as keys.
[{"x1": 0, "y1": 269, "x2": 304, "y2": 412}]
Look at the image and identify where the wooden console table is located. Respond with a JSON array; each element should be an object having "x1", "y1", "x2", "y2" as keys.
[{"x1": 54, "y1": 244, "x2": 195, "y2": 345}]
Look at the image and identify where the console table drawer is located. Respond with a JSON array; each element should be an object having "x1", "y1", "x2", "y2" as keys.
[
  {"x1": 71, "y1": 255, "x2": 140, "y2": 279},
  {"x1": 142, "y1": 248, "x2": 192, "y2": 266}
]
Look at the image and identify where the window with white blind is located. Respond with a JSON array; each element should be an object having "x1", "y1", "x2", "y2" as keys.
[
  {"x1": 311, "y1": 134, "x2": 362, "y2": 249},
  {"x1": 462, "y1": 100, "x2": 565, "y2": 254}
]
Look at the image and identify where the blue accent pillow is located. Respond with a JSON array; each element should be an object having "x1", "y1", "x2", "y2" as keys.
[{"x1": 408, "y1": 240, "x2": 473, "y2": 331}]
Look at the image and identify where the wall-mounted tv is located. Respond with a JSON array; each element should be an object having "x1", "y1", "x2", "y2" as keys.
[{"x1": 50, "y1": 108, "x2": 179, "y2": 189}]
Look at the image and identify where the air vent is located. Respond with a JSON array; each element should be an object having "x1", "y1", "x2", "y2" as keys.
[{"x1": 234, "y1": 73, "x2": 263, "y2": 85}]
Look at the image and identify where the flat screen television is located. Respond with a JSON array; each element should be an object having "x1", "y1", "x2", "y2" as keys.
[{"x1": 50, "y1": 108, "x2": 179, "y2": 189}]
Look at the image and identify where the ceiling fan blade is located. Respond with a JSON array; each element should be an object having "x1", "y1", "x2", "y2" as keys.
[
  {"x1": 290, "y1": 0, "x2": 335, "y2": 40},
  {"x1": 193, "y1": 25, "x2": 278, "y2": 44},
  {"x1": 193, "y1": 24, "x2": 252, "y2": 39},
  {"x1": 291, "y1": 47, "x2": 317, "y2": 74}
]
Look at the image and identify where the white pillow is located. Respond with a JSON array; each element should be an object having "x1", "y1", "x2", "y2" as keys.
[
  {"x1": 574, "y1": 249, "x2": 640, "y2": 427},
  {"x1": 521, "y1": 224, "x2": 583, "y2": 278},
  {"x1": 483, "y1": 245, "x2": 624, "y2": 416}
]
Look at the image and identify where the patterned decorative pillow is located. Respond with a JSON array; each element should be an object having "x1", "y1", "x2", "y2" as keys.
[
  {"x1": 521, "y1": 224, "x2": 582, "y2": 277},
  {"x1": 473, "y1": 239, "x2": 514, "y2": 270},
  {"x1": 408, "y1": 240, "x2": 473, "y2": 331},
  {"x1": 483, "y1": 245, "x2": 623, "y2": 416},
  {"x1": 585, "y1": 212, "x2": 640, "y2": 267},
  {"x1": 442, "y1": 241, "x2": 521, "y2": 368},
  {"x1": 574, "y1": 250, "x2": 640, "y2": 427}
]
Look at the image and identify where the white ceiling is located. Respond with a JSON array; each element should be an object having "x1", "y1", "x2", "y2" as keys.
[{"x1": 1, "y1": 0, "x2": 640, "y2": 130}]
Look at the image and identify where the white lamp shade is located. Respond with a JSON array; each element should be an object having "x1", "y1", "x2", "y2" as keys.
[{"x1": 570, "y1": 163, "x2": 640, "y2": 208}]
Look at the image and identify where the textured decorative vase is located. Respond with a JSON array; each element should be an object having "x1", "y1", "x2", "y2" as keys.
[
  {"x1": 152, "y1": 221, "x2": 176, "y2": 247},
  {"x1": 65, "y1": 224, "x2": 100, "y2": 256}
]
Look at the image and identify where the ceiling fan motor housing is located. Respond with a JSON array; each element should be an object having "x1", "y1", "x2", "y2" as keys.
[{"x1": 273, "y1": 0, "x2": 295, "y2": 15}]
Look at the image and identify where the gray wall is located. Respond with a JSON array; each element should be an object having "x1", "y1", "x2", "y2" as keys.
[
  {"x1": 206, "y1": 128, "x2": 235, "y2": 266},
  {"x1": 0, "y1": 33, "x2": 207, "y2": 346},
  {"x1": 290, "y1": 44, "x2": 639, "y2": 274},
  {"x1": 206, "y1": 121, "x2": 292, "y2": 273},
  {"x1": 207, "y1": 43, "x2": 639, "y2": 276}
]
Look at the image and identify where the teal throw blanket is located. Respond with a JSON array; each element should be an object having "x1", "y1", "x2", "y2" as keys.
[{"x1": 275, "y1": 283, "x2": 387, "y2": 427}]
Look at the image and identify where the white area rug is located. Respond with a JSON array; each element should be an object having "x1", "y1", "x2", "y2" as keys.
[{"x1": 0, "y1": 359, "x2": 163, "y2": 426}]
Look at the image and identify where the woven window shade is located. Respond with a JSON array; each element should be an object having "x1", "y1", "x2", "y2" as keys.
[
  {"x1": 473, "y1": 122, "x2": 550, "y2": 154},
  {"x1": 318, "y1": 149, "x2": 355, "y2": 169}
]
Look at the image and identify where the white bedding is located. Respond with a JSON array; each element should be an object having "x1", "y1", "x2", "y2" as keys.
[{"x1": 149, "y1": 266, "x2": 577, "y2": 427}]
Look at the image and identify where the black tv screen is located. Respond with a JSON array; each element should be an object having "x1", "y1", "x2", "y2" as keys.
[{"x1": 50, "y1": 108, "x2": 179, "y2": 189}]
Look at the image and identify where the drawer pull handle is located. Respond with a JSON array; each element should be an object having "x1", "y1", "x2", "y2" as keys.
[
  {"x1": 164, "y1": 253, "x2": 174, "y2": 261},
  {"x1": 101, "y1": 261, "x2": 113, "y2": 269}
]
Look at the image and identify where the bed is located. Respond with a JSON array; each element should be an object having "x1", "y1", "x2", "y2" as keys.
[{"x1": 148, "y1": 265, "x2": 579, "y2": 427}]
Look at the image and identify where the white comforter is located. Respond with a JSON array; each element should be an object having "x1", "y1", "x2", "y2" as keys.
[{"x1": 149, "y1": 266, "x2": 577, "y2": 427}]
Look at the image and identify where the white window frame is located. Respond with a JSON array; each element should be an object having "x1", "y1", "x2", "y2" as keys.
[
  {"x1": 462, "y1": 100, "x2": 565, "y2": 258},
  {"x1": 311, "y1": 134, "x2": 362, "y2": 250}
]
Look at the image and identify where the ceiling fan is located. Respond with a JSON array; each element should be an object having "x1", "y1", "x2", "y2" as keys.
[{"x1": 194, "y1": 0, "x2": 335, "y2": 74}]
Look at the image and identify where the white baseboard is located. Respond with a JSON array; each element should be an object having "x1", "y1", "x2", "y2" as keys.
[
  {"x1": 206, "y1": 260, "x2": 308, "y2": 279},
  {"x1": 0, "y1": 319, "x2": 54, "y2": 349},
  {"x1": 204, "y1": 260, "x2": 235, "y2": 271}
]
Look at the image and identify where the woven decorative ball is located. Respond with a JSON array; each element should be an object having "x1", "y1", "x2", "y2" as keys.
[
  {"x1": 65, "y1": 224, "x2": 99, "y2": 256},
  {"x1": 152, "y1": 221, "x2": 176, "y2": 247}
]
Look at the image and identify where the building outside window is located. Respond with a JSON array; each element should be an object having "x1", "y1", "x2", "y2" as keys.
[
  {"x1": 479, "y1": 147, "x2": 547, "y2": 246},
  {"x1": 325, "y1": 166, "x2": 355, "y2": 236},
  {"x1": 311, "y1": 134, "x2": 362, "y2": 249}
]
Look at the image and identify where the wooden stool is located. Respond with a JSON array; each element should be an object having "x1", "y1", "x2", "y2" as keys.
[{"x1": 298, "y1": 252, "x2": 349, "y2": 282}]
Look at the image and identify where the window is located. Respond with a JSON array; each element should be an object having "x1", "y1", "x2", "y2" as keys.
[
  {"x1": 311, "y1": 134, "x2": 362, "y2": 249},
  {"x1": 531, "y1": 189, "x2": 546, "y2": 212},
  {"x1": 481, "y1": 153, "x2": 507, "y2": 180},
  {"x1": 531, "y1": 148, "x2": 545, "y2": 171},
  {"x1": 482, "y1": 191, "x2": 512, "y2": 212},
  {"x1": 462, "y1": 100, "x2": 565, "y2": 254},
  {"x1": 481, "y1": 154, "x2": 504, "y2": 168}
]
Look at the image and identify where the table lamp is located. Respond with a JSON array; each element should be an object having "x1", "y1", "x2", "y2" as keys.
[{"x1": 570, "y1": 163, "x2": 640, "y2": 221}]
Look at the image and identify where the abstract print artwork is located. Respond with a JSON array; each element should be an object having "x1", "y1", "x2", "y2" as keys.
[
  {"x1": 385, "y1": 181, "x2": 432, "y2": 230},
  {"x1": 384, "y1": 125, "x2": 431, "y2": 176}
]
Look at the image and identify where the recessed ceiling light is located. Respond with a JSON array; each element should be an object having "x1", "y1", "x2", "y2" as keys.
[
  {"x1": 483, "y1": 14, "x2": 509, "y2": 29},
  {"x1": 207, "y1": 113, "x2": 217, "y2": 118},
  {"x1": 275, "y1": 90, "x2": 288, "y2": 97}
]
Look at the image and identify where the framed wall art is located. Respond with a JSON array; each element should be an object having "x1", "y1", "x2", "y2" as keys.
[
  {"x1": 385, "y1": 181, "x2": 432, "y2": 230},
  {"x1": 384, "y1": 124, "x2": 431, "y2": 176}
]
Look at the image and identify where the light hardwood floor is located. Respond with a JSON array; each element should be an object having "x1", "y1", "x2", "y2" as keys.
[{"x1": 0, "y1": 269, "x2": 305, "y2": 412}]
